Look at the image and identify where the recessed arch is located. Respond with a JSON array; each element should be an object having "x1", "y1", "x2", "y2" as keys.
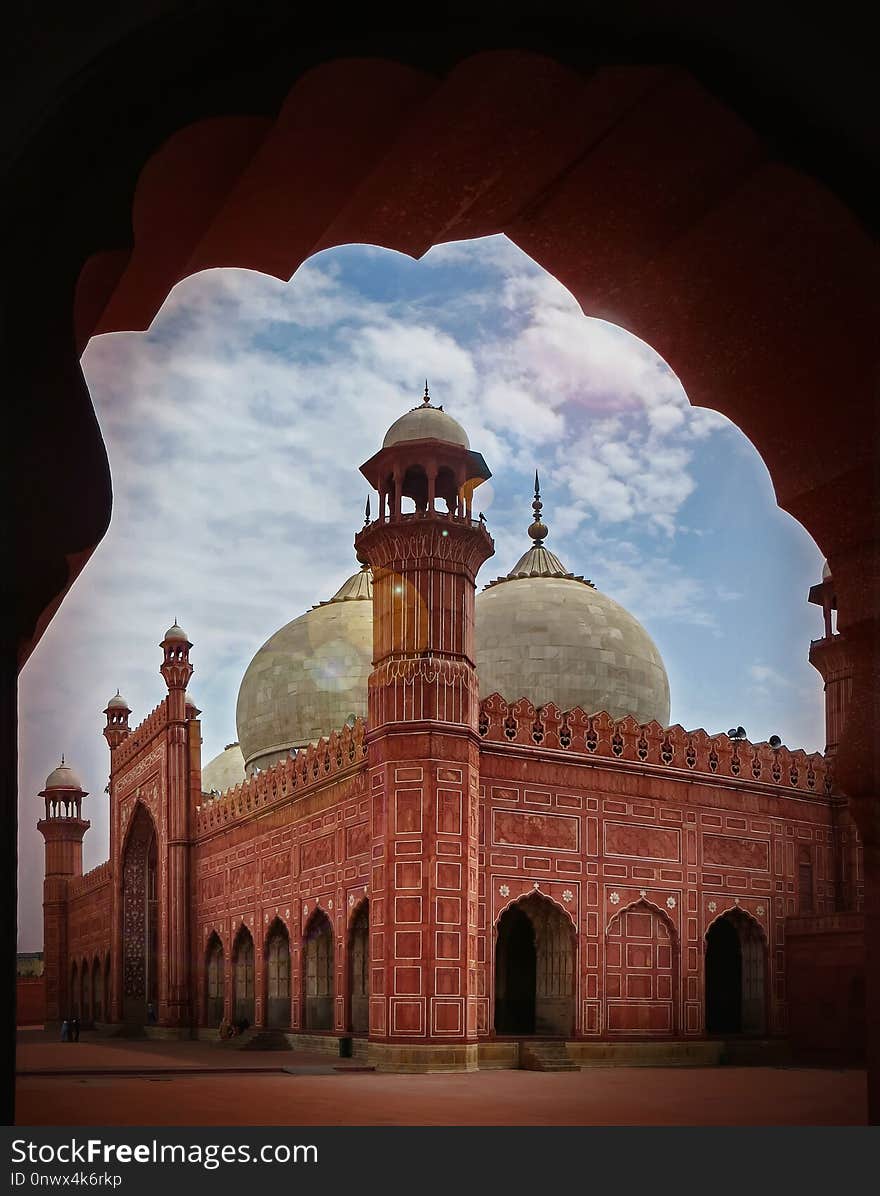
[
  {"x1": 120, "y1": 802, "x2": 158, "y2": 1024},
  {"x1": 264, "y1": 917, "x2": 291, "y2": 1029},
  {"x1": 204, "y1": 932, "x2": 225, "y2": 1027},
  {"x1": 302, "y1": 908, "x2": 334, "y2": 1032},
  {"x1": 494, "y1": 891, "x2": 575, "y2": 1036},
  {"x1": 347, "y1": 898, "x2": 369, "y2": 1036},
  {"x1": 232, "y1": 925, "x2": 255, "y2": 1028},
  {"x1": 705, "y1": 907, "x2": 768, "y2": 1035},
  {"x1": 605, "y1": 898, "x2": 679, "y2": 1036}
]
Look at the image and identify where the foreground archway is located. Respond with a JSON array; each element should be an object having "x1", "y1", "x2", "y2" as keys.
[
  {"x1": 705, "y1": 909, "x2": 767, "y2": 1035},
  {"x1": 495, "y1": 894, "x2": 574, "y2": 1036},
  {"x1": 6, "y1": 22, "x2": 878, "y2": 1125},
  {"x1": 303, "y1": 909, "x2": 334, "y2": 1032}
]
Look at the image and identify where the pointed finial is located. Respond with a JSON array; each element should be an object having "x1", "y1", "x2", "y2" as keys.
[
  {"x1": 61, "y1": 753, "x2": 65, "y2": 765},
  {"x1": 364, "y1": 494, "x2": 371, "y2": 525},
  {"x1": 423, "y1": 380, "x2": 430, "y2": 405},
  {"x1": 528, "y1": 468, "x2": 548, "y2": 543}
]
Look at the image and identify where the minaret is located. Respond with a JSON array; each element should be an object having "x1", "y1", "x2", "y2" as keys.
[
  {"x1": 808, "y1": 562, "x2": 859, "y2": 910},
  {"x1": 354, "y1": 384, "x2": 493, "y2": 1070},
  {"x1": 159, "y1": 621, "x2": 194, "y2": 1026},
  {"x1": 808, "y1": 561, "x2": 852, "y2": 758},
  {"x1": 38, "y1": 759, "x2": 90, "y2": 1022}
]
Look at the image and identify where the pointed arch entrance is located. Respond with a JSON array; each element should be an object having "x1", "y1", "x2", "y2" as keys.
[
  {"x1": 348, "y1": 900, "x2": 369, "y2": 1035},
  {"x1": 121, "y1": 803, "x2": 158, "y2": 1024},
  {"x1": 233, "y1": 927, "x2": 255, "y2": 1027},
  {"x1": 303, "y1": 909, "x2": 334, "y2": 1032},
  {"x1": 205, "y1": 934, "x2": 225, "y2": 1026},
  {"x1": 265, "y1": 920, "x2": 291, "y2": 1029},
  {"x1": 92, "y1": 957, "x2": 103, "y2": 1022},
  {"x1": 705, "y1": 908, "x2": 767, "y2": 1035},
  {"x1": 494, "y1": 893, "x2": 574, "y2": 1036}
]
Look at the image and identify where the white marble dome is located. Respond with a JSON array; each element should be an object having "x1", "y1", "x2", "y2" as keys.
[
  {"x1": 43, "y1": 761, "x2": 85, "y2": 792},
  {"x1": 382, "y1": 402, "x2": 469, "y2": 449},
  {"x1": 202, "y1": 742, "x2": 246, "y2": 795},
  {"x1": 474, "y1": 542, "x2": 670, "y2": 726},
  {"x1": 236, "y1": 566, "x2": 373, "y2": 772}
]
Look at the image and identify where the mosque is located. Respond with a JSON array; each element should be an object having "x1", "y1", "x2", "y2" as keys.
[{"x1": 35, "y1": 389, "x2": 865, "y2": 1069}]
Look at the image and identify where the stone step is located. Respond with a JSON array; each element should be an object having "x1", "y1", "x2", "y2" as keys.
[
  {"x1": 521, "y1": 1041, "x2": 579, "y2": 1071},
  {"x1": 238, "y1": 1030, "x2": 294, "y2": 1052}
]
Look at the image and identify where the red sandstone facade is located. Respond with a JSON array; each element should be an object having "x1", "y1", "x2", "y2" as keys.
[{"x1": 38, "y1": 417, "x2": 865, "y2": 1069}]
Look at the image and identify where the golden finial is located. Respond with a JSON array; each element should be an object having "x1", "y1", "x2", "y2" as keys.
[
  {"x1": 528, "y1": 469, "x2": 548, "y2": 543},
  {"x1": 423, "y1": 380, "x2": 430, "y2": 405}
]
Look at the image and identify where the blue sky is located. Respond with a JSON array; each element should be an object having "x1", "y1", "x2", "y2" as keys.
[{"x1": 17, "y1": 235, "x2": 827, "y2": 949}]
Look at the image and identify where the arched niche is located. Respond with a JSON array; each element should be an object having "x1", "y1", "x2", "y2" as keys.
[
  {"x1": 265, "y1": 919, "x2": 291, "y2": 1029},
  {"x1": 494, "y1": 892, "x2": 574, "y2": 1036},
  {"x1": 348, "y1": 900, "x2": 369, "y2": 1035},
  {"x1": 204, "y1": 933, "x2": 225, "y2": 1027},
  {"x1": 303, "y1": 908, "x2": 334, "y2": 1032},
  {"x1": 605, "y1": 899, "x2": 678, "y2": 1035},
  {"x1": 705, "y1": 908, "x2": 767, "y2": 1036},
  {"x1": 121, "y1": 803, "x2": 158, "y2": 1025},
  {"x1": 232, "y1": 926, "x2": 255, "y2": 1027}
]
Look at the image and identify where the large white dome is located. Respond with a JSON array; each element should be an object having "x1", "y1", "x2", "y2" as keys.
[
  {"x1": 235, "y1": 567, "x2": 373, "y2": 772},
  {"x1": 474, "y1": 542, "x2": 670, "y2": 725}
]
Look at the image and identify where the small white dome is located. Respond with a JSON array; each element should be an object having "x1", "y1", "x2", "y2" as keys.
[
  {"x1": 202, "y1": 743, "x2": 246, "y2": 795},
  {"x1": 43, "y1": 761, "x2": 84, "y2": 792},
  {"x1": 105, "y1": 691, "x2": 129, "y2": 711},
  {"x1": 383, "y1": 404, "x2": 469, "y2": 449},
  {"x1": 163, "y1": 622, "x2": 188, "y2": 642}
]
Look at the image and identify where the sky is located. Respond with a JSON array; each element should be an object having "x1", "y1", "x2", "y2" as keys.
[{"x1": 17, "y1": 234, "x2": 827, "y2": 950}]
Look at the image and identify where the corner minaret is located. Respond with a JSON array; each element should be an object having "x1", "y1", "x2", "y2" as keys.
[
  {"x1": 38, "y1": 759, "x2": 90, "y2": 1022},
  {"x1": 808, "y1": 561, "x2": 853, "y2": 758},
  {"x1": 159, "y1": 621, "x2": 194, "y2": 1026},
  {"x1": 354, "y1": 385, "x2": 493, "y2": 1070}
]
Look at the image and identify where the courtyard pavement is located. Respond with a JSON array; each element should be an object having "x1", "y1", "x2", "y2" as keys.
[{"x1": 15, "y1": 1030, "x2": 867, "y2": 1126}]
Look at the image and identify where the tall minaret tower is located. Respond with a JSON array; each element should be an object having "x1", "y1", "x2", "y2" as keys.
[
  {"x1": 808, "y1": 561, "x2": 860, "y2": 911},
  {"x1": 808, "y1": 561, "x2": 853, "y2": 759},
  {"x1": 354, "y1": 385, "x2": 493, "y2": 1070},
  {"x1": 38, "y1": 759, "x2": 89, "y2": 1022},
  {"x1": 159, "y1": 621, "x2": 194, "y2": 1026}
]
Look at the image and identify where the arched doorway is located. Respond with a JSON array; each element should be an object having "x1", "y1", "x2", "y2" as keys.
[
  {"x1": 121, "y1": 803, "x2": 158, "y2": 1024},
  {"x1": 705, "y1": 909, "x2": 767, "y2": 1035},
  {"x1": 92, "y1": 957, "x2": 103, "y2": 1022},
  {"x1": 205, "y1": 934, "x2": 224, "y2": 1027},
  {"x1": 70, "y1": 962, "x2": 78, "y2": 1019},
  {"x1": 233, "y1": 927, "x2": 255, "y2": 1027},
  {"x1": 348, "y1": 900, "x2": 369, "y2": 1035},
  {"x1": 104, "y1": 954, "x2": 111, "y2": 1022},
  {"x1": 494, "y1": 893, "x2": 574, "y2": 1036},
  {"x1": 303, "y1": 909, "x2": 334, "y2": 1032},
  {"x1": 265, "y1": 920, "x2": 291, "y2": 1029}
]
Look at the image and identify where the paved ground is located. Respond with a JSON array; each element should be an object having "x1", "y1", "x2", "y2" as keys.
[{"x1": 15, "y1": 1031, "x2": 867, "y2": 1126}]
